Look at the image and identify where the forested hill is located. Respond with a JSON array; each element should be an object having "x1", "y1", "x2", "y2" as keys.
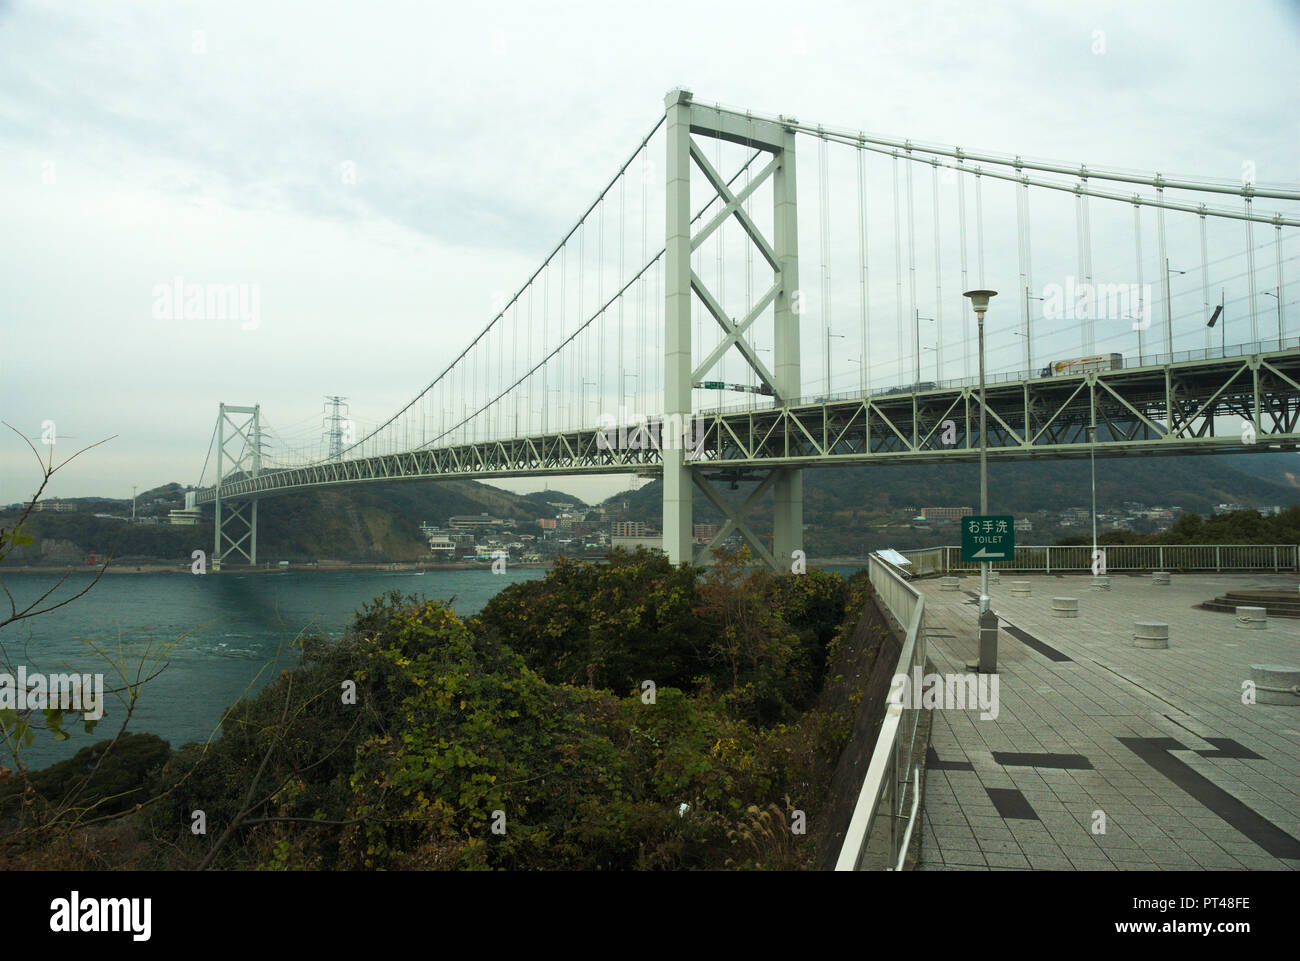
[
  {"x1": 4, "y1": 480, "x2": 588, "y2": 564},
  {"x1": 606, "y1": 451, "x2": 1300, "y2": 528}
]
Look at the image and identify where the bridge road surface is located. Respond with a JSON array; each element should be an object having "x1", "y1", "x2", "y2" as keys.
[{"x1": 913, "y1": 572, "x2": 1300, "y2": 870}]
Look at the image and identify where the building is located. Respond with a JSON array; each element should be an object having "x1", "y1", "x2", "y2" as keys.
[
  {"x1": 1014, "y1": 518, "x2": 1033, "y2": 532},
  {"x1": 168, "y1": 508, "x2": 202, "y2": 526},
  {"x1": 537, "y1": 518, "x2": 558, "y2": 531},
  {"x1": 693, "y1": 523, "x2": 717, "y2": 543},
  {"x1": 449, "y1": 514, "x2": 505, "y2": 531},
  {"x1": 612, "y1": 520, "x2": 648, "y2": 537},
  {"x1": 612, "y1": 534, "x2": 663, "y2": 553},
  {"x1": 424, "y1": 531, "x2": 455, "y2": 558},
  {"x1": 32, "y1": 499, "x2": 75, "y2": 513},
  {"x1": 920, "y1": 506, "x2": 973, "y2": 521}
]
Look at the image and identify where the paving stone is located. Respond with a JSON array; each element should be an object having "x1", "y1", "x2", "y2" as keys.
[
  {"x1": 914, "y1": 573, "x2": 1300, "y2": 873},
  {"x1": 984, "y1": 851, "x2": 1032, "y2": 869},
  {"x1": 976, "y1": 837, "x2": 1026, "y2": 855},
  {"x1": 1027, "y1": 855, "x2": 1075, "y2": 870}
]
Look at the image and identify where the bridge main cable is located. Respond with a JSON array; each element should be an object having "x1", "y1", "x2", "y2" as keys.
[
  {"x1": 755, "y1": 107, "x2": 1300, "y2": 202},
  {"x1": 422, "y1": 145, "x2": 770, "y2": 450},
  {"x1": 333, "y1": 112, "x2": 671, "y2": 462}
]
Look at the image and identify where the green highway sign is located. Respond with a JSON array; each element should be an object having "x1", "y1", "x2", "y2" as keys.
[
  {"x1": 701, "y1": 381, "x2": 725, "y2": 390},
  {"x1": 961, "y1": 515, "x2": 1015, "y2": 562}
]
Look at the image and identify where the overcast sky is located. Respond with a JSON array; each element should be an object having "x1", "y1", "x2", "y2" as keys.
[{"x1": 1, "y1": 0, "x2": 1297, "y2": 505}]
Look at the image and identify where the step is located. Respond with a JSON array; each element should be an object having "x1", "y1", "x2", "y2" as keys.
[{"x1": 1200, "y1": 597, "x2": 1300, "y2": 618}]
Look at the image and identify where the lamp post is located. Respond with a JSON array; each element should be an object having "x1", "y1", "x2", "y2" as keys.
[
  {"x1": 965, "y1": 289, "x2": 998, "y2": 674},
  {"x1": 1086, "y1": 423, "x2": 1098, "y2": 571},
  {"x1": 827, "y1": 330, "x2": 845, "y2": 398},
  {"x1": 1024, "y1": 286, "x2": 1044, "y2": 375},
  {"x1": 1263, "y1": 289, "x2": 1282, "y2": 344},
  {"x1": 921, "y1": 345, "x2": 938, "y2": 381},
  {"x1": 1165, "y1": 260, "x2": 1186, "y2": 356},
  {"x1": 847, "y1": 355, "x2": 863, "y2": 385},
  {"x1": 914, "y1": 310, "x2": 934, "y2": 385}
]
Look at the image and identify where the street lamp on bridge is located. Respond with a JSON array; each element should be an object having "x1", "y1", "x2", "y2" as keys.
[
  {"x1": 913, "y1": 310, "x2": 934, "y2": 386},
  {"x1": 1263, "y1": 288, "x2": 1282, "y2": 344},
  {"x1": 1165, "y1": 259, "x2": 1186, "y2": 355},
  {"x1": 826, "y1": 330, "x2": 845, "y2": 399}
]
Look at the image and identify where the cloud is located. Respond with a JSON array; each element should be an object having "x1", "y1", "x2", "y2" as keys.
[{"x1": 0, "y1": 0, "x2": 1296, "y2": 502}]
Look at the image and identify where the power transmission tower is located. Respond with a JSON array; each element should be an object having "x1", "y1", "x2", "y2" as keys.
[{"x1": 322, "y1": 395, "x2": 350, "y2": 460}]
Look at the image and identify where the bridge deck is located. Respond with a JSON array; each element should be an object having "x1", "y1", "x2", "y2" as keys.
[{"x1": 913, "y1": 572, "x2": 1300, "y2": 870}]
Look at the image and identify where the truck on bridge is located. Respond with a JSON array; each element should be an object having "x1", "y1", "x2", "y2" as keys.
[{"x1": 1040, "y1": 353, "x2": 1123, "y2": 377}]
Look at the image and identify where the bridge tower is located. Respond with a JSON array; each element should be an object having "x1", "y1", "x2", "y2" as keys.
[
  {"x1": 211, "y1": 402, "x2": 261, "y2": 570},
  {"x1": 663, "y1": 89, "x2": 802, "y2": 570}
]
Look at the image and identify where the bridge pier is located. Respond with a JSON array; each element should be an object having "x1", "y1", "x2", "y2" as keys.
[{"x1": 772, "y1": 469, "x2": 803, "y2": 568}]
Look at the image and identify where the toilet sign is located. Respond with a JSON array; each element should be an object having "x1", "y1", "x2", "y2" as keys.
[{"x1": 961, "y1": 515, "x2": 1015, "y2": 562}]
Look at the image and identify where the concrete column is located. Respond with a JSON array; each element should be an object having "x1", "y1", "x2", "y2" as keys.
[
  {"x1": 249, "y1": 498, "x2": 258, "y2": 566},
  {"x1": 662, "y1": 89, "x2": 694, "y2": 565},
  {"x1": 214, "y1": 403, "x2": 224, "y2": 567},
  {"x1": 772, "y1": 123, "x2": 802, "y2": 565}
]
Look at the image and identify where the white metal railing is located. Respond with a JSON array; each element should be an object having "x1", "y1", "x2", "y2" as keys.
[
  {"x1": 835, "y1": 553, "x2": 927, "y2": 871},
  {"x1": 900, "y1": 543, "x2": 1299, "y2": 574},
  {"x1": 904, "y1": 546, "x2": 945, "y2": 576}
]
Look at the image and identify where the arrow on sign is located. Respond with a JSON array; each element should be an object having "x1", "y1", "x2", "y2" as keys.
[{"x1": 973, "y1": 548, "x2": 1007, "y2": 559}]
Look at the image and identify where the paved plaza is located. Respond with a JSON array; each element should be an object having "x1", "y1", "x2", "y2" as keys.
[{"x1": 914, "y1": 572, "x2": 1300, "y2": 871}]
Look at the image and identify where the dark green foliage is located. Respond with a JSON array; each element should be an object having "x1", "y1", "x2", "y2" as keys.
[
  {"x1": 474, "y1": 548, "x2": 712, "y2": 692},
  {"x1": 1055, "y1": 507, "x2": 1300, "y2": 547},
  {"x1": 147, "y1": 593, "x2": 420, "y2": 868},
  {"x1": 0, "y1": 732, "x2": 171, "y2": 818},
  {"x1": 25, "y1": 559, "x2": 871, "y2": 870}
]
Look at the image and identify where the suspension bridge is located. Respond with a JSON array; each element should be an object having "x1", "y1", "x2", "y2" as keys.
[{"x1": 193, "y1": 89, "x2": 1300, "y2": 571}]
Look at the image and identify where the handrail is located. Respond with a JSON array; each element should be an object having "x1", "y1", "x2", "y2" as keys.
[
  {"x1": 911, "y1": 543, "x2": 1299, "y2": 573},
  {"x1": 835, "y1": 553, "x2": 926, "y2": 871}
]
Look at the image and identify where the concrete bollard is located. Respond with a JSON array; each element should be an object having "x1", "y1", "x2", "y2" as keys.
[
  {"x1": 1010, "y1": 580, "x2": 1031, "y2": 596},
  {"x1": 1091, "y1": 576, "x2": 1110, "y2": 590},
  {"x1": 1134, "y1": 621, "x2": 1169, "y2": 649},
  {"x1": 1235, "y1": 606, "x2": 1267, "y2": 630},
  {"x1": 1249, "y1": 664, "x2": 1300, "y2": 705},
  {"x1": 939, "y1": 576, "x2": 960, "y2": 591},
  {"x1": 1052, "y1": 597, "x2": 1079, "y2": 618},
  {"x1": 1152, "y1": 571, "x2": 1171, "y2": 585}
]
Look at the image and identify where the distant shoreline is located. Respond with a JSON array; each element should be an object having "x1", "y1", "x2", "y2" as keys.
[
  {"x1": 6, "y1": 556, "x2": 873, "y2": 575},
  {"x1": 3, "y1": 561, "x2": 558, "y2": 575}
]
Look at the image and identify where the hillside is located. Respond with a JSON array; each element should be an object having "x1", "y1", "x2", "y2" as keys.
[
  {"x1": 600, "y1": 451, "x2": 1300, "y2": 554},
  {"x1": 3, "y1": 480, "x2": 588, "y2": 565},
  {"x1": 9, "y1": 451, "x2": 1296, "y2": 565}
]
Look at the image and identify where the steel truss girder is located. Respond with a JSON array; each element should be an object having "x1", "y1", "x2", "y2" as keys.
[
  {"x1": 689, "y1": 349, "x2": 1300, "y2": 468},
  {"x1": 193, "y1": 351, "x2": 1300, "y2": 523},
  {"x1": 195, "y1": 427, "x2": 667, "y2": 503}
]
